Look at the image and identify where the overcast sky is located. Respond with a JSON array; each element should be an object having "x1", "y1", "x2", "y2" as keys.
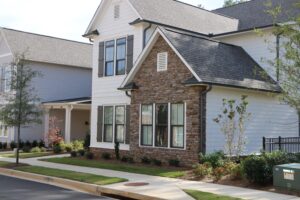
[{"x1": 0, "y1": 0, "x2": 224, "y2": 42}]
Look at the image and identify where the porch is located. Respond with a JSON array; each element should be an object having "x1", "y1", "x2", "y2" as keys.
[{"x1": 43, "y1": 97, "x2": 91, "y2": 143}]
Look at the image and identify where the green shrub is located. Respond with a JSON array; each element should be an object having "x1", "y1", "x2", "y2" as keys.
[
  {"x1": 78, "y1": 149, "x2": 85, "y2": 157},
  {"x1": 85, "y1": 151, "x2": 94, "y2": 160},
  {"x1": 223, "y1": 161, "x2": 243, "y2": 180},
  {"x1": 121, "y1": 156, "x2": 129, "y2": 162},
  {"x1": 152, "y1": 159, "x2": 162, "y2": 166},
  {"x1": 2, "y1": 143, "x2": 7, "y2": 150},
  {"x1": 0, "y1": 143, "x2": 2, "y2": 149},
  {"x1": 22, "y1": 146, "x2": 31, "y2": 153},
  {"x1": 242, "y1": 155, "x2": 269, "y2": 185},
  {"x1": 53, "y1": 144, "x2": 63, "y2": 154},
  {"x1": 199, "y1": 151, "x2": 225, "y2": 168},
  {"x1": 38, "y1": 140, "x2": 45, "y2": 148},
  {"x1": 141, "y1": 156, "x2": 151, "y2": 164},
  {"x1": 40, "y1": 147, "x2": 47, "y2": 152},
  {"x1": 72, "y1": 140, "x2": 84, "y2": 151},
  {"x1": 193, "y1": 163, "x2": 212, "y2": 179},
  {"x1": 25, "y1": 141, "x2": 32, "y2": 148},
  {"x1": 70, "y1": 151, "x2": 77, "y2": 157},
  {"x1": 19, "y1": 140, "x2": 25, "y2": 149},
  {"x1": 32, "y1": 140, "x2": 38, "y2": 148},
  {"x1": 65, "y1": 143, "x2": 73, "y2": 153},
  {"x1": 10, "y1": 141, "x2": 16, "y2": 150},
  {"x1": 84, "y1": 134, "x2": 90, "y2": 149},
  {"x1": 213, "y1": 167, "x2": 226, "y2": 182},
  {"x1": 30, "y1": 147, "x2": 42, "y2": 153},
  {"x1": 102, "y1": 152, "x2": 111, "y2": 160},
  {"x1": 115, "y1": 142, "x2": 120, "y2": 160},
  {"x1": 169, "y1": 159, "x2": 180, "y2": 167}
]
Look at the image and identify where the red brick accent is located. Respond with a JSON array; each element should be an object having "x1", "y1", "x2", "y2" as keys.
[{"x1": 129, "y1": 36, "x2": 205, "y2": 167}]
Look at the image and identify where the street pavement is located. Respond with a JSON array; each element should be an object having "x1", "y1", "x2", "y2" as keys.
[{"x1": 0, "y1": 174, "x2": 112, "y2": 200}]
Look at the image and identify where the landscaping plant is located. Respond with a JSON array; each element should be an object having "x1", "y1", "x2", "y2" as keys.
[
  {"x1": 101, "y1": 152, "x2": 111, "y2": 160},
  {"x1": 169, "y1": 159, "x2": 180, "y2": 167},
  {"x1": 70, "y1": 151, "x2": 77, "y2": 157},
  {"x1": 30, "y1": 147, "x2": 42, "y2": 153},
  {"x1": 193, "y1": 163, "x2": 213, "y2": 179},
  {"x1": 10, "y1": 141, "x2": 16, "y2": 150},
  {"x1": 114, "y1": 141, "x2": 120, "y2": 160},
  {"x1": 85, "y1": 151, "x2": 94, "y2": 160},
  {"x1": 83, "y1": 133, "x2": 90, "y2": 149},
  {"x1": 141, "y1": 156, "x2": 151, "y2": 164},
  {"x1": 199, "y1": 151, "x2": 225, "y2": 168}
]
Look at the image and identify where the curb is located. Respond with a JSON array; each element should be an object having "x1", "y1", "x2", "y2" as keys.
[{"x1": 0, "y1": 167, "x2": 164, "y2": 200}]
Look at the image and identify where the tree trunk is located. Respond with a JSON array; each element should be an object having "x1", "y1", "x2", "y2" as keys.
[{"x1": 16, "y1": 124, "x2": 21, "y2": 165}]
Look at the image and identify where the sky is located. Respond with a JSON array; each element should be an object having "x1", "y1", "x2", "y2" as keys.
[{"x1": 0, "y1": 0, "x2": 224, "y2": 42}]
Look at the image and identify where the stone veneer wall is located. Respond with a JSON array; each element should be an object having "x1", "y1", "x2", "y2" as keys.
[{"x1": 129, "y1": 36, "x2": 205, "y2": 166}]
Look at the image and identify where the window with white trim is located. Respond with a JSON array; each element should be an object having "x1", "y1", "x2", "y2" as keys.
[
  {"x1": 115, "y1": 106, "x2": 125, "y2": 143},
  {"x1": 104, "y1": 38, "x2": 127, "y2": 77},
  {"x1": 141, "y1": 105, "x2": 153, "y2": 146},
  {"x1": 157, "y1": 52, "x2": 168, "y2": 72},
  {"x1": 140, "y1": 103, "x2": 185, "y2": 149},
  {"x1": 103, "y1": 106, "x2": 113, "y2": 142},
  {"x1": 0, "y1": 121, "x2": 8, "y2": 138}
]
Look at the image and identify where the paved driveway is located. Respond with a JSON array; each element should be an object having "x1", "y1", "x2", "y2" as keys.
[{"x1": 0, "y1": 175, "x2": 112, "y2": 200}]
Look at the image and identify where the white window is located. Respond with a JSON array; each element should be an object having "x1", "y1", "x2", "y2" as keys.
[
  {"x1": 0, "y1": 121, "x2": 8, "y2": 138},
  {"x1": 140, "y1": 103, "x2": 185, "y2": 149},
  {"x1": 102, "y1": 105, "x2": 126, "y2": 144},
  {"x1": 4, "y1": 67, "x2": 12, "y2": 92},
  {"x1": 114, "y1": 5, "x2": 120, "y2": 20},
  {"x1": 157, "y1": 52, "x2": 168, "y2": 72}
]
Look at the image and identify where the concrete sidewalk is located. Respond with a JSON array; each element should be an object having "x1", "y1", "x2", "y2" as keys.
[{"x1": 0, "y1": 155, "x2": 299, "y2": 200}]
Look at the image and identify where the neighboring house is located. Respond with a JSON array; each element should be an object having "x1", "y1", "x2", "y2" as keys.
[
  {"x1": 0, "y1": 27, "x2": 92, "y2": 144},
  {"x1": 84, "y1": 0, "x2": 299, "y2": 166}
]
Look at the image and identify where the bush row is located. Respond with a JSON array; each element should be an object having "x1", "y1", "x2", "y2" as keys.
[{"x1": 0, "y1": 140, "x2": 45, "y2": 151}]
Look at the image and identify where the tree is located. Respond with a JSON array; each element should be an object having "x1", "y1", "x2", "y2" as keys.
[
  {"x1": 214, "y1": 95, "x2": 251, "y2": 158},
  {"x1": 223, "y1": 0, "x2": 249, "y2": 7},
  {"x1": 0, "y1": 53, "x2": 42, "y2": 164}
]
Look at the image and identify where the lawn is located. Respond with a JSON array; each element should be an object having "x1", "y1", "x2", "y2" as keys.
[
  {"x1": 0, "y1": 161, "x2": 11, "y2": 167},
  {"x1": 42, "y1": 157, "x2": 186, "y2": 178},
  {"x1": 16, "y1": 166, "x2": 127, "y2": 185},
  {"x1": 1, "y1": 152, "x2": 52, "y2": 159},
  {"x1": 184, "y1": 190, "x2": 242, "y2": 200}
]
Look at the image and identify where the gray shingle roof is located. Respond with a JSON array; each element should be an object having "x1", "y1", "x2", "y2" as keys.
[
  {"x1": 160, "y1": 27, "x2": 280, "y2": 92},
  {"x1": 128, "y1": 0, "x2": 239, "y2": 34},
  {"x1": 1, "y1": 27, "x2": 92, "y2": 69},
  {"x1": 214, "y1": 0, "x2": 300, "y2": 31}
]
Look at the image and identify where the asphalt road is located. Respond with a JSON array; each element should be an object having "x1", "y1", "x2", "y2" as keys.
[{"x1": 0, "y1": 175, "x2": 113, "y2": 200}]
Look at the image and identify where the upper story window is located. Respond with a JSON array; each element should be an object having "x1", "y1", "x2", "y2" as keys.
[
  {"x1": 4, "y1": 67, "x2": 12, "y2": 92},
  {"x1": 157, "y1": 52, "x2": 168, "y2": 72},
  {"x1": 114, "y1": 5, "x2": 120, "y2": 20},
  {"x1": 104, "y1": 38, "x2": 127, "y2": 77}
]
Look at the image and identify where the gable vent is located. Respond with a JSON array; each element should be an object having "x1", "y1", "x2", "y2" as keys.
[
  {"x1": 157, "y1": 52, "x2": 168, "y2": 72},
  {"x1": 114, "y1": 5, "x2": 120, "y2": 19}
]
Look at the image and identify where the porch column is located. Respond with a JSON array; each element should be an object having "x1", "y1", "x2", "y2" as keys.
[
  {"x1": 44, "y1": 108, "x2": 50, "y2": 146},
  {"x1": 65, "y1": 105, "x2": 73, "y2": 143}
]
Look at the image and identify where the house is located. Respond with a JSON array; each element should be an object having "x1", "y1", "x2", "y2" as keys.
[
  {"x1": 84, "y1": 0, "x2": 299, "y2": 166},
  {"x1": 0, "y1": 28, "x2": 92, "y2": 145}
]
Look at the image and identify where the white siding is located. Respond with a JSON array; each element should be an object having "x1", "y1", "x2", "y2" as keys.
[
  {"x1": 90, "y1": 0, "x2": 144, "y2": 149},
  {"x1": 206, "y1": 86, "x2": 299, "y2": 154},
  {"x1": 217, "y1": 29, "x2": 277, "y2": 80}
]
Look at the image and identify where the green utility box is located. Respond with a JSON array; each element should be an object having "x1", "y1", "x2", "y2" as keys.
[{"x1": 274, "y1": 163, "x2": 300, "y2": 191}]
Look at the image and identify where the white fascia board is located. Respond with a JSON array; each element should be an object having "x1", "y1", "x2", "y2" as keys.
[{"x1": 121, "y1": 27, "x2": 202, "y2": 88}]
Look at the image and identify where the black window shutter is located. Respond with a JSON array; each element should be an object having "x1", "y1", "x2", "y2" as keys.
[
  {"x1": 97, "y1": 106, "x2": 103, "y2": 142},
  {"x1": 98, "y1": 42, "x2": 105, "y2": 77},
  {"x1": 125, "y1": 105, "x2": 131, "y2": 144},
  {"x1": 126, "y1": 35, "x2": 134, "y2": 74}
]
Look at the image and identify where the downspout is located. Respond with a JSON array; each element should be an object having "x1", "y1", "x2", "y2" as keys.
[
  {"x1": 143, "y1": 23, "x2": 152, "y2": 49},
  {"x1": 125, "y1": 91, "x2": 132, "y2": 98},
  {"x1": 200, "y1": 84, "x2": 212, "y2": 155}
]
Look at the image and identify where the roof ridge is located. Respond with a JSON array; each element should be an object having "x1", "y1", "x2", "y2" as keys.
[
  {"x1": 214, "y1": 0, "x2": 255, "y2": 11},
  {"x1": 162, "y1": 27, "x2": 243, "y2": 49},
  {"x1": 172, "y1": 0, "x2": 239, "y2": 20},
  {"x1": 1, "y1": 27, "x2": 92, "y2": 46}
]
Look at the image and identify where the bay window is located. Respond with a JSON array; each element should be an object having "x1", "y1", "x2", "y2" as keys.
[
  {"x1": 105, "y1": 40, "x2": 115, "y2": 76},
  {"x1": 155, "y1": 104, "x2": 168, "y2": 147},
  {"x1": 103, "y1": 106, "x2": 113, "y2": 142},
  {"x1": 171, "y1": 103, "x2": 185, "y2": 148},
  {"x1": 115, "y1": 106, "x2": 125, "y2": 143},
  {"x1": 141, "y1": 105, "x2": 153, "y2": 146},
  {"x1": 140, "y1": 103, "x2": 185, "y2": 149}
]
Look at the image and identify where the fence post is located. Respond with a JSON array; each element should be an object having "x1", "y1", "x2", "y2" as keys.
[
  {"x1": 263, "y1": 137, "x2": 266, "y2": 151},
  {"x1": 279, "y1": 136, "x2": 282, "y2": 151}
]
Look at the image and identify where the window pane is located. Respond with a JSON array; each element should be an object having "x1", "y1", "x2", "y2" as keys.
[
  {"x1": 117, "y1": 38, "x2": 126, "y2": 45},
  {"x1": 104, "y1": 125, "x2": 113, "y2": 142},
  {"x1": 142, "y1": 105, "x2": 152, "y2": 125},
  {"x1": 105, "y1": 62, "x2": 114, "y2": 76},
  {"x1": 105, "y1": 46, "x2": 114, "y2": 61},
  {"x1": 155, "y1": 104, "x2": 168, "y2": 147},
  {"x1": 3, "y1": 126, "x2": 8, "y2": 137},
  {"x1": 4, "y1": 67, "x2": 12, "y2": 92},
  {"x1": 116, "y1": 125, "x2": 124, "y2": 143},
  {"x1": 171, "y1": 104, "x2": 184, "y2": 125},
  {"x1": 104, "y1": 107, "x2": 113, "y2": 124},
  {"x1": 117, "y1": 44, "x2": 126, "y2": 59},
  {"x1": 106, "y1": 40, "x2": 115, "y2": 46},
  {"x1": 115, "y1": 106, "x2": 125, "y2": 124},
  {"x1": 142, "y1": 126, "x2": 153, "y2": 146},
  {"x1": 116, "y1": 60, "x2": 126, "y2": 75},
  {"x1": 172, "y1": 126, "x2": 184, "y2": 148}
]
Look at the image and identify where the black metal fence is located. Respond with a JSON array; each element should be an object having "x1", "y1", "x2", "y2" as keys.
[{"x1": 263, "y1": 136, "x2": 300, "y2": 153}]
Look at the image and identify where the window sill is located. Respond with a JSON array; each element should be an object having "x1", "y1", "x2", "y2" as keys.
[
  {"x1": 139, "y1": 145, "x2": 186, "y2": 151},
  {"x1": 91, "y1": 142, "x2": 130, "y2": 151}
]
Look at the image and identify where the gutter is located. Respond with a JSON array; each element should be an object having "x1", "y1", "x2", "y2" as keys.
[{"x1": 200, "y1": 84, "x2": 212, "y2": 155}]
